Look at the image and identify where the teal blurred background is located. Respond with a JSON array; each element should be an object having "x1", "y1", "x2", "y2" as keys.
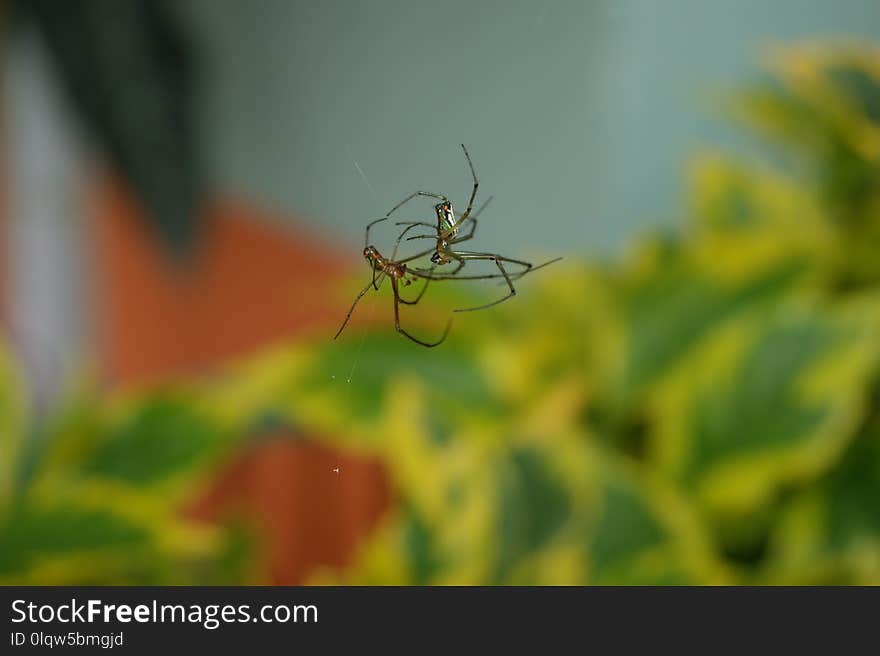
[{"x1": 193, "y1": 0, "x2": 880, "y2": 253}]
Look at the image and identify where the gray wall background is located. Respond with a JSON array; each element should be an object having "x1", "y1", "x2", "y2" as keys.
[{"x1": 191, "y1": 0, "x2": 880, "y2": 257}]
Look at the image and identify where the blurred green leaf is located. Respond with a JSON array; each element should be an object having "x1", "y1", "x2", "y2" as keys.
[
  {"x1": 828, "y1": 65, "x2": 880, "y2": 125},
  {"x1": 83, "y1": 397, "x2": 228, "y2": 487},
  {"x1": 282, "y1": 332, "x2": 503, "y2": 442},
  {"x1": 764, "y1": 429, "x2": 880, "y2": 584},
  {"x1": 588, "y1": 479, "x2": 665, "y2": 577},
  {"x1": 620, "y1": 257, "x2": 804, "y2": 399},
  {"x1": 494, "y1": 446, "x2": 571, "y2": 582},
  {"x1": 400, "y1": 506, "x2": 445, "y2": 585},
  {"x1": 652, "y1": 299, "x2": 880, "y2": 517},
  {"x1": 687, "y1": 318, "x2": 834, "y2": 477},
  {"x1": 0, "y1": 344, "x2": 25, "y2": 506},
  {"x1": 825, "y1": 433, "x2": 880, "y2": 550},
  {"x1": 0, "y1": 504, "x2": 147, "y2": 577}
]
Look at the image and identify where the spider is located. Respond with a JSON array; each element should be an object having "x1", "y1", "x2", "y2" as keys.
[
  {"x1": 368, "y1": 144, "x2": 561, "y2": 312},
  {"x1": 334, "y1": 212, "x2": 558, "y2": 347},
  {"x1": 333, "y1": 216, "x2": 518, "y2": 347}
]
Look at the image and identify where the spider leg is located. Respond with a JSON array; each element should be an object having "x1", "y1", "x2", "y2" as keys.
[
  {"x1": 500, "y1": 256, "x2": 564, "y2": 283},
  {"x1": 368, "y1": 188, "x2": 447, "y2": 248},
  {"x1": 423, "y1": 250, "x2": 534, "y2": 313},
  {"x1": 396, "y1": 246, "x2": 446, "y2": 266},
  {"x1": 401, "y1": 195, "x2": 491, "y2": 245},
  {"x1": 364, "y1": 217, "x2": 390, "y2": 248},
  {"x1": 392, "y1": 277, "x2": 451, "y2": 347},
  {"x1": 372, "y1": 267, "x2": 389, "y2": 291},
  {"x1": 445, "y1": 250, "x2": 467, "y2": 275},
  {"x1": 395, "y1": 221, "x2": 436, "y2": 232},
  {"x1": 455, "y1": 249, "x2": 534, "y2": 274},
  {"x1": 389, "y1": 223, "x2": 440, "y2": 264},
  {"x1": 526, "y1": 255, "x2": 563, "y2": 272},
  {"x1": 453, "y1": 194, "x2": 492, "y2": 242},
  {"x1": 334, "y1": 278, "x2": 376, "y2": 340},
  {"x1": 450, "y1": 254, "x2": 517, "y2": 312},
  {"x1": 406, "y1": 266, "x2": 512, "y2": 282},
  {"x1": 392, "y1": 222, "x2": 437, "y2": 257},
  {"x1": 448, "y1": 220, "x2": 476, "y2": 245},
  {"x1": 398, "y1": 267, "x2": 434, "y2": 305},
  {"x1": 395, "y1": 194, "x2": 492, "y2": 265},
  {"x1": 429, "y1": 212, "x2": 486, "y2": 273},
  {"x1": 454, "y1": 144, "x2": 479, "y2": 232},
  {"x1": 385, "y1": 191, "x2": 449, "y2": 220}
]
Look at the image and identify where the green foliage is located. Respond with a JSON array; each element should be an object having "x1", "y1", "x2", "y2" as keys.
[
  {"x1": 0, "y1": 344, "x2": 25, "y2": 502},
  {"x1": 0, "y1": 385, "x2": 250, "y2": 584},
  {"x1": 3, "y1": 42, "x2": 880, "y2": 584},
  {"x1": 0, "y1": 505, "x2": 147, "y2": 578},
  {"x1": 81, "y1": 397, "x2": 229, "y2": 487}
]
